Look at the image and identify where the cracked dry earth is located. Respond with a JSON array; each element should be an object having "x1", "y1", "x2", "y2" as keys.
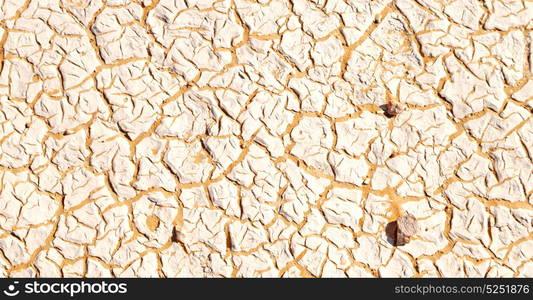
[{"x1": 0, "y1": 0, "x2": 532, "y2": 279}]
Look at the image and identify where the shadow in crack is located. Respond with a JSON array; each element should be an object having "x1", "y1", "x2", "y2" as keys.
[
  {"x1": 379, "y1": 104, "x2": 389, "y2": 116},
  {"x1": 385, "y1": 221, "x2": 398, "y2": 246}
]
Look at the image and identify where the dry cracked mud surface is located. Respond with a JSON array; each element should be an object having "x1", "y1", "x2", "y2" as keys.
[{"x1": 0, "y1": 0, "x2": 532, "y2": 278}]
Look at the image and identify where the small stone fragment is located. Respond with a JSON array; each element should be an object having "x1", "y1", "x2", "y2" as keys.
[
  {"x1": 396, "y1": 213, "x2": 419, "y2": 246},
  {"x1": 384, "y1": 102, "x2": 404, "y2": 118}
]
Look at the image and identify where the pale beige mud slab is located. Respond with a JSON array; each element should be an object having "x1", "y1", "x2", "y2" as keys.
[{"x1": 0, "y1": 0, "x2": 531, "y2": 278}]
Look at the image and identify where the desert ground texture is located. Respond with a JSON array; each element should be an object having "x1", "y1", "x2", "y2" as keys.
[{"x1": 0, "y1": 0, "x2": 532, "y2": 278}]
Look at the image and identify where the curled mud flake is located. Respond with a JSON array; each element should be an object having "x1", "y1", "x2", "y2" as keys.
[
  {"x1": 396, "y1": 213, "x2": 419, "y2": 246},
  {"x1": 384, "y1": 102, "x2": 404, "y2": 118}
]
